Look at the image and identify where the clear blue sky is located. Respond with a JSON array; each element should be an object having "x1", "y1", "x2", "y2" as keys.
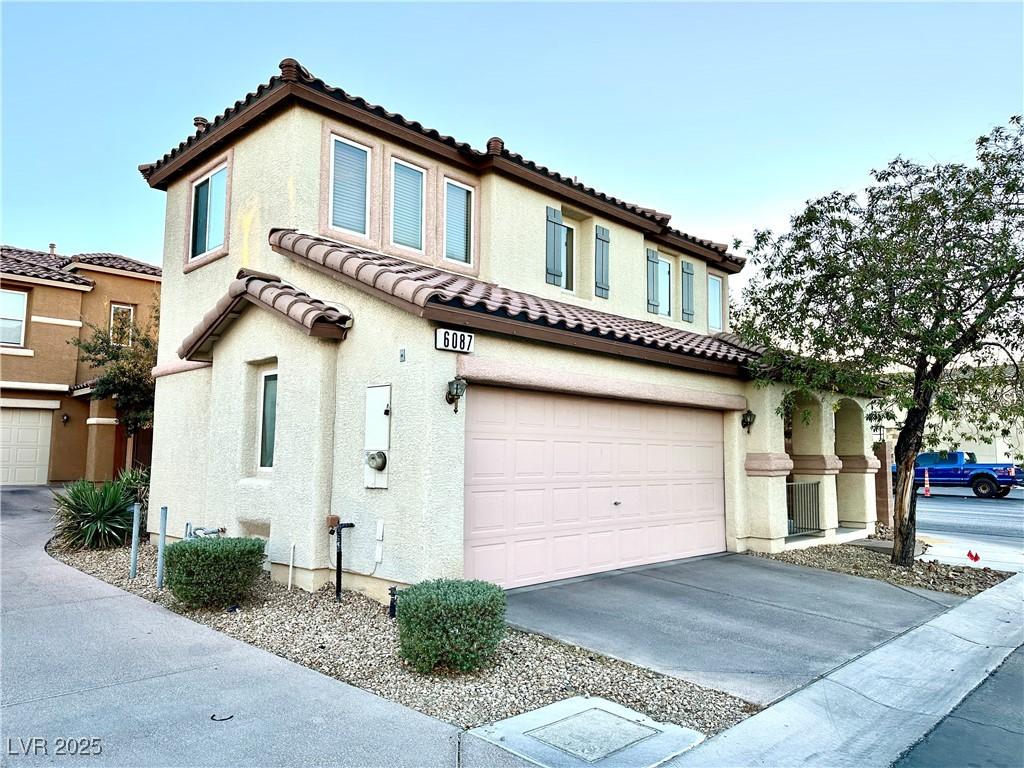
[{"x1": 3, "y1": 2, "x2": 1021, "y2": 271}]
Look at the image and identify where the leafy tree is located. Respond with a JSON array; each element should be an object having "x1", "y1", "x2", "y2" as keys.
[
  {"x1": 735, "y1": 117, "x2": 1023, "y2": 566},
  {"x1": 71, "y1": 305, "x2": 159, "y2": 437}
]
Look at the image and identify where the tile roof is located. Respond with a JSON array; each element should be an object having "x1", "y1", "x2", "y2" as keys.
[
  {"x1": 1, "y1": 246, "x2": 94, "y2": 287},
  {"x1": 178, "y1": 269, "x2": 354, "y2": 361},
  {"x1": 140, "y1": 59, "x2": 742, "y2": 271},
  {"x1": 268, "y1": 229, "x2": 760, "y2": 374},
  {"x1": 68, "y1": 253, "x2": 163, "y2": 277},
  {"x1": 0, "y1": 245, "x2": 162, "y2": 285}
]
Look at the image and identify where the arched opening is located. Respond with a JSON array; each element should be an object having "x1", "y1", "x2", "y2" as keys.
[
  {"x1": 834, "y1": 398, "x2": 878, "y2": 528},
  {"x1": 784, "y1": 394, "x2": 826, "y2": 536}
]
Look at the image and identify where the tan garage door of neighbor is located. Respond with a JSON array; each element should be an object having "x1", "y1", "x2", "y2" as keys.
[
  {"x1": 464, "y1": 386, "x2": 726, "y2": 588},
  {"x1": 1, "y1": 408, "x2": 53, "y2": 485}
]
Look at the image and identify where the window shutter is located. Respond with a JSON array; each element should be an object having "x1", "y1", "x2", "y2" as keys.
[
  {"x1": 595, "y1": 226, "x2": 610, "y2": 298},
  {"x1": 646, "y1": 248, "x2": 660, "y2": 313},
  {"x1": 392, "y1": 163, "x2": 423, "y2": 250},
  {"x1": 332, "y1": 140, "x2": 369, "y2": 234},
  {"x1": 681, "y1": 261, "x2": 695, "y2": 322},
  {"x1": 545, "y1": 207, "x2": 563, "y2": 285}
]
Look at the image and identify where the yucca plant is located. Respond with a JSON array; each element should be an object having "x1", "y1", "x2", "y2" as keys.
[
  {"x1": 52, "y1": 479, "x2": 134, "y2": 551},
  {"x1": 118, "y1": 465, "x2": 150, "y2": 533}
]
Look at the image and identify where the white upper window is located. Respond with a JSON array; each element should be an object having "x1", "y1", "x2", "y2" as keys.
[
  {"x1": 708, "y1": 274, "x2": 724, "y2": 331},
  {"x1": 657, "y1": 258, "x2": 672, "y2": 318},
  {"x1": 391, "y1": 159, "x2": 425, "y2": 251},
  {"x1": 330, "y1": 136, "x2": 370, "y2": 236},
  {"x1": 555, "y1": 220, "x2": 575, "y2": 291},
  {"x1": 443, "y1": 179, "x2": 473, "y2": 264},
  {"x1": 0, "y1": 289, "x2": 27, "y2": 346},
  {"x1": 110, "y1": 303, "x2": 134, "y2": 346},
  {"x1": 190, "y1": 163, "x2": 227, "y2": 260}
]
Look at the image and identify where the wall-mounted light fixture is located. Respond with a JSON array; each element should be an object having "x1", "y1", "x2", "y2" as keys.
[
  {"x1": 61, "y1": 413, "x2": 70, "y2": 426},
  {"x1": 445, "y1": 376, "x2": 468, "y2": 413},
  {"x1": 741, "y1": 410, "x2": 756, "y2": 434}
]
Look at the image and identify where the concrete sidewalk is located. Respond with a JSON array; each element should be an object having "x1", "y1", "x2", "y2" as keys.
[
  {"x1": 0, "y1": 486, "x2": 516, "y2": 767},
  {"x1": 665, "y1": 572, "x2": 1024, "y2": 767}
]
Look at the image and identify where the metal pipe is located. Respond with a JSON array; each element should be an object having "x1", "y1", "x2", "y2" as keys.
[
  {"x1": 288, "y1": 543, "x2": 295, "y2": 591},
  {"x1": 156, "y1": 506, "x2": 168, "y2": 589},
  {"x1": 129, "y1": 502, "x2": 141, "y2": 579},
  {"x1": 331, "y1": 522, "x2": 355, "y2": 601}
]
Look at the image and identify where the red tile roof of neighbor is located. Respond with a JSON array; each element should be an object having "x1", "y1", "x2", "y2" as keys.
[
  {"x1": 178, "y1": 269, "x2": 354, "y2": 361},
  {"x1": 139, "y1": 58, "x2": 742, "y2": 273},
  {"x1": 268, "y1": 229, "x2": 759, "y2": 376},
  {"x1": 0, "y1": 245, "x2": 162, "y2": 284}
]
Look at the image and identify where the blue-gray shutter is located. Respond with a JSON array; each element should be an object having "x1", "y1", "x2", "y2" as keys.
[
  {"x1": 681, "y1": 261, "x2": 695, "y2": 322},
  {"x1": 332, "y1": 140, "x2": 368, "y2": 234},
  {"x1": 392, "y1": 163, "x2": 423, "y2": 249},
  {"x1": 545, "y1": 207, "x2": 563, "y2": 285},
  {"x1": 445, "y1": 182, "x2": 471, "y2": 263},
  {"x1": 595, "y1": 226, "x2": 610, "y2": 298},
  {"x1": 646, "y1": 248, "x2": 660, "y2": 313}
]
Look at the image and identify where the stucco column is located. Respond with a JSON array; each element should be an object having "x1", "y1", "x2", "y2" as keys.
[
  {"x1": 85, "y1": 397, "x2": 118, "y2": 483},
  {"x1": 873, "y1": 441, "x2": 894, "y2": 526},
  {"x1": 739, "y1": 384, "x2": 792, "y2": 552},
  {"x1": 834, "y1": 398, "x2": 880, "y2": 529}
]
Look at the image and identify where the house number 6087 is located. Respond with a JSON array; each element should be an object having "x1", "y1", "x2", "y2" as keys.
[{"x1": 435, "y1": 328, "x2": 475, "y2": 354}]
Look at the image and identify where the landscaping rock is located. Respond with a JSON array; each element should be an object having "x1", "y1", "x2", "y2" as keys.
[
  {"x1": 749, "y1": 544, "x2": 1010, "y2": 596},
  {"x1": 50, "y1": 543, "x2": 756, "y2": 734}
]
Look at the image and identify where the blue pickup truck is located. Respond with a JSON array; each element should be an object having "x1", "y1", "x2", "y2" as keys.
[{"x1": 892, "y1": 451, "x2": 1023, "y2": 498}]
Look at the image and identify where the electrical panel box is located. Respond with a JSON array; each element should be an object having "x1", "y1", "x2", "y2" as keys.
[{"x1": 364, "y1": 385, "x2": 391, "y2": 489}]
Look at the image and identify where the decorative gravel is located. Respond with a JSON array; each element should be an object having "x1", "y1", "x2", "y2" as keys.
[
  {"x1": 50, "y1": 543, "x2": 756, "y2": 733},
  {"x1": 749, "y1": 544, "x2": 1011, "y2": 596}
]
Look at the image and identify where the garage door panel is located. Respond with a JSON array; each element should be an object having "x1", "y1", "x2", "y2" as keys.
[
  {"x1": 465, "y1": 388, "x2": 726, "y2": 588},
  {"x1": 1, "y1": 408, "x2": 52, "y2": 486}
]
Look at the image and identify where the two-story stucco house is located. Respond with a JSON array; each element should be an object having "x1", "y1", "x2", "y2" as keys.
[
  {"x1": 140, "y1": 59, "x2": 880, "y2": 600},
  {"x1": 1, "y1": 245, "x2": 161, "y2": 484}
]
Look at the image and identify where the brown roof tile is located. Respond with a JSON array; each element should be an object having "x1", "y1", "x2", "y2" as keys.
[
  {"x1": 1, "y1": 246, "x2": 94, "y2": 287},
  {"x1": 178, "y1": 269, "x2": 354, "y2": 361},
  {"x1": 68, "y1": 253, "x2": 162, "y2": 277},
  {"x1": 269, "y1": 229, "x2": 758, "y2": 374},
  {"x1": 140, "y1": 59, "x2": 741, "y2": 271}
]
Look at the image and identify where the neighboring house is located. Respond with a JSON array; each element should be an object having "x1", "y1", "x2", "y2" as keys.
[
  {"x1": 0, "y1": 245, "x2": 161, "y2": 484},
  {"x1": 140, "y1": 58, "x2": 879, "y2": 600}
]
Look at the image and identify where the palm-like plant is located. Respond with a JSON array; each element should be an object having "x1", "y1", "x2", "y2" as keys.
[{"x1": 52, "y1": 480, "x2": 134, "y2": 550}]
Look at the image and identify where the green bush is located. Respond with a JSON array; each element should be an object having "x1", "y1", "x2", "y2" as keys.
[
  {"x1": 397, "y1": 579, "x2": 506, "y2": 673},
  {"x1": 52, "y1": 479, "x2": 133, "y2": 550},
  {"x1": 164, "y1": 537, "x2": 266, "y2": 608},
  {"x1": 118, "y1": 466, "x2": 150, "y2": 533}
]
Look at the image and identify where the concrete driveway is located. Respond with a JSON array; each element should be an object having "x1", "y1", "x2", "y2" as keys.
[
  {"x1": 506, "y1": 553, "x2": 964, "y2": 705},
  {"x1": 0, "y1": 486, "x2": 522, "y2": 767}
]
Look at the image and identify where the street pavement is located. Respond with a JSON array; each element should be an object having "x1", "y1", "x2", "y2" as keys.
[
  {"x1": 0, "y1": 486, "x2": 523, "y2": 768},
  {"x1": 915, "y1": 487, "x2": 1024, "y2": 572},
  {"x1": 893, "y1": 646, "x2": 1024, "y2": 768}
]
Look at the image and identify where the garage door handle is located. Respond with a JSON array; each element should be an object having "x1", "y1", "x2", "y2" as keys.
[{"x1": 613, "y1": 501, "x2": 622, "y2": 506}]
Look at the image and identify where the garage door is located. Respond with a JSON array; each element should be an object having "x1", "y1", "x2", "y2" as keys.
[
  {"x1": 1, "y1": 408, "x2": 53, "y2": 485},
  {"x1": 464, "y1": 387, "x2": 726, "y2": 588}
]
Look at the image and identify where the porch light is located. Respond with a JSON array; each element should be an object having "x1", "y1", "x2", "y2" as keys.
[
  {"x1": 445, "y1": 376, "x2": 468, "y2": 413},
  {"x1": 741, "y1": 410, "x2": 756, "y2": 433}
]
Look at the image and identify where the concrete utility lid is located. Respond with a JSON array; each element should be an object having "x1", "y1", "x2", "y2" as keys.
[{"x1": 469, "y1": 696, "x2": 704, "y2": 768}]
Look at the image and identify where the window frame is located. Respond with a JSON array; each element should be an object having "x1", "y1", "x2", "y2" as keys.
[
  {"x1": 257, "y1": 369, "x2": 279, "y2": 471},
  {"x1": 707, "y1": 273, "x2": 725, "y2": 331},
  {"x1": 109, "y1": 302, "x2": 135, "y2": 346},
  {"x1": 556, "y1": 219, "x2": 576, "y2": 292},
  {"x1": 189, "y1": 161, "x2": 228, "y2": 262},
  {"x1": 389, "y1": 157, "x2": 427, "y2": 254},
  {"x1": 329, "y1": 134, "x2": 372, "y2": 238},
  {"x1": 442, "y1": 177, "x2": 475, "y2": 266},
  {"x1": 0, "y1": 288, "x2": 28, "y2": 347},
  {"x1": 657, "y1": 257, "x2": 673, "y2": 318}
]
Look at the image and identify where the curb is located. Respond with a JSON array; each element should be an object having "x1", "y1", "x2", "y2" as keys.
[{"x1": 665, "y1": 573, "x2": 1024, "y2": 767}]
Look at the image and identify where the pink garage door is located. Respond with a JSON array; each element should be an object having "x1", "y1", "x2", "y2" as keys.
[{"x1": 464, "y1": 386, "x2": 726, "y2": 588}]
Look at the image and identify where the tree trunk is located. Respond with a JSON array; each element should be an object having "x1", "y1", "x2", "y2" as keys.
[{"x1": 891, "y1": 404, "x2": 929, "y2": 566}]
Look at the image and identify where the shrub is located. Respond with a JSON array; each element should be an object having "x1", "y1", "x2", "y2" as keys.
[
  {"x1": 52, "y1": 479, "x2": 133, "y2": 550},
  {"x1": 164, "y1": 537, "x2": 266, "y2": 608},
  {"x1": 397, "y1": 579, "x2": 506, "y2": 673},
  {"x1": 118, "y1": 465, "x2": 150, "y2": 533}
]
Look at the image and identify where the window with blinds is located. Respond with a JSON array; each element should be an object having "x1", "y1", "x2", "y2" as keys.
[
  {"x1": 190, "y1": 164, "x2": 227, "y2": 259},
  {"x1": 331, "y1": 137, "x2": 370, "y2": 235},
  {"x1": 444, "y1": 180, "x2": 473, "y2": 263},
  {"x1": 391, "y1": 159, "x2": 424, "y2": 251}
]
